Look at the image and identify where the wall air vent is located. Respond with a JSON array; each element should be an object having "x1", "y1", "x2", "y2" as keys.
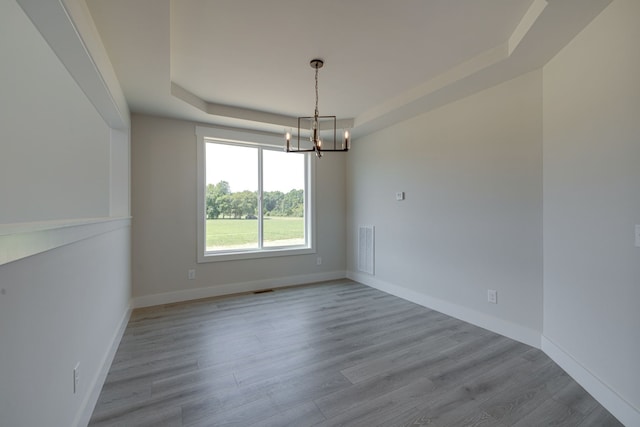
[{"x1": 358, "y1": 225, "x2": 375, "y2": 275}]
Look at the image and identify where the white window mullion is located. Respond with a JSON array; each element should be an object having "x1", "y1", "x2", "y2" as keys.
[
  {"x1": 257, "y1": 147, "x2": 264, "y2": 249},
  {"x1": 305, "y1": 154, "x2": 315, "y2": 248}
]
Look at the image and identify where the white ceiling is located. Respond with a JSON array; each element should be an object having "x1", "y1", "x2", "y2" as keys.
[{"x1": 86, "y1": 0, "x2": 611, "y2": 137}]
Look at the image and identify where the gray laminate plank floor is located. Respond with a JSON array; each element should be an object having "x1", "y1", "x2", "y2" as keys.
[{"x1": 89, "y1": 280, "x2": 623, "y2": 427}]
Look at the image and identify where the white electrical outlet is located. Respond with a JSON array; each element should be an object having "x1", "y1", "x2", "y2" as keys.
[
  {"x1": 73, "y1": 363, "x2": 80, "y2": 394},
  {"x1": 316, "y1": 256, "x2": 322, "y2": 265},
  {"x1": 635, "y1": 225, "x2": 640, "y2": 248},
  {"x1": 487, "y1": 289, "x2": 498, "y2": 304},
  {"x1": 395, "y1": 191, "x2": 405, "y2": 201},
  {"x1": 188, "y1": 269, "x2": 196, "y2": 280}
]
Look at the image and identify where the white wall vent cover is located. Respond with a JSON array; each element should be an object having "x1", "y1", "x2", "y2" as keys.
[{"x1": 358, "y1": 225, "x2": 375, "y2": 275}]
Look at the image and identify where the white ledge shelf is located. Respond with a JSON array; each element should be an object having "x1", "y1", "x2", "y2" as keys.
[{"x1": 0, "y1": 217, "x2": 131, "y2": 266}]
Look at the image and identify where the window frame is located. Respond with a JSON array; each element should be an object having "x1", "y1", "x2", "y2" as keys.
[{"x1": 196, "y1": 126, "x2": 315, "y2": 263}]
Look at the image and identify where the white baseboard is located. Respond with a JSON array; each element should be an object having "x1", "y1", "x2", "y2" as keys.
[
  {"x1": 347, "y1": 271, "x2": 541, "y2": 349},
  {"x1": 74, "y1": 304, "x2": 132, "y2": 427},
  {"x1": 132, "y1": 271, "x2": 347, "y2": 308},
  {"x1": 541, "y1": 336, "x2": 639, "y2": 427},
  {"x1": 347, "y1": 271, "x2": 638, "y2": 425}
]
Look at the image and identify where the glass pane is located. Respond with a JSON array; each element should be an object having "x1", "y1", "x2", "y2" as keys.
[
  {"x1": 263, "y1": 149, "x2": 305, "y2": 247},
  {"x1": 205, "y1": 143, "x2": 258, "y2": 251}
]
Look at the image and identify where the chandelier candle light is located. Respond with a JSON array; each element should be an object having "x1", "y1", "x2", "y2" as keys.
[{"x1": 285, "y1": 59, "x2": 350, "y2": 158}]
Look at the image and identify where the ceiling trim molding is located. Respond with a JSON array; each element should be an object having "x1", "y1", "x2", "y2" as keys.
[
  {"x1": 355, "y1": 43, "x2": 510, "y2": 132},
  {"x1": 355, "y1": 0, "x2": 551, "y2": 135},
  {"x1": 509, "y1": 0, "x2": 548, "y2": 55},
  {"x1": 170, "y1": 81, "x2": 207, "y2": 112},
  {"x1": 16, "y1": 0, "x2": 130, "y2": 129},
  {"x1": 172, "y1": 82, "x2": 355, "y2": 131}
]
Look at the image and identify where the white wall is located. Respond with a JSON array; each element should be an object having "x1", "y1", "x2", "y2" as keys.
[
  {"x1": 347, "y1": 70, "x2": 543, "y2": 347},
  {"x1": 0, "y1": 0, "x2": 110, "y2": 224},
  {"x1": 0, "y1": 226, "x2": 130, "y2": 427},
  {"x1": 130, "y1": 114, "x2": 346, "y2": 305},
  {"x1": 542, "y1": 0, "x2": 640, "y2": 423},
  {"x1": 0, "y1": 1, "x2": 131, "y2": 426},
  {"x1": 110, "y1": 128, "x2": 131, "y2": 217}
]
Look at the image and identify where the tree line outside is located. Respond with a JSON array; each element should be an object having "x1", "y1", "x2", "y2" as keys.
[{"x1": 206, "y1": 180, "x2": 304, "y2": 219}]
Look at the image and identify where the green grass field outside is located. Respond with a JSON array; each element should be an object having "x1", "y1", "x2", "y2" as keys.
[{"x1": 206, "y1": 217, "x2": 304, "y2": 250}]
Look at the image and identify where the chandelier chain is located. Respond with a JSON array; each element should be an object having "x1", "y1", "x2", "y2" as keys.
[{"x1": 314, "y1": 66, "x2": 319, "y2": 117}]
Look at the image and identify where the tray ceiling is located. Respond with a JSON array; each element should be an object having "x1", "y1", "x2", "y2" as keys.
[{"x1": 86, "y1": 0, "x2": 611, "y2": 136}]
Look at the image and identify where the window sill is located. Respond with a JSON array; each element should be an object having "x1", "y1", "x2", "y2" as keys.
[{"x1": 198, "y1": 246, "x2": 315, "y2": 263}]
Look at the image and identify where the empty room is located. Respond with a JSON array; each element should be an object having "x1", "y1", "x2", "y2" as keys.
[{"x1": 0, "y1": 0, "x2": 638, "y2": 426}]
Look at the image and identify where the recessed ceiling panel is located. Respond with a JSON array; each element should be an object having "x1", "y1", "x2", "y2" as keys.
[
  {"x1": 170, "y1": 0, "x2": 535, "y2": 118},
  {"x1": 86, "y1": 0, "x2": 611, "y2": 135}
]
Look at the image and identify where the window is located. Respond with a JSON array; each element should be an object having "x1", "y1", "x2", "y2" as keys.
[{"x1": 196, "y1": 126, "x2": 315, "y2": 262}]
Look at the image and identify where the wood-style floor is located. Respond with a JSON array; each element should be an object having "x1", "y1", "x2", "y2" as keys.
[{"x1": 89, "y1": 280, "x2": 623, "y2": 427}]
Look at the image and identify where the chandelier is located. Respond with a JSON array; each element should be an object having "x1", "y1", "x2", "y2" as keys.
[{"x1": 285, "y1": 59, "x2": 349, "y2": 158}]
